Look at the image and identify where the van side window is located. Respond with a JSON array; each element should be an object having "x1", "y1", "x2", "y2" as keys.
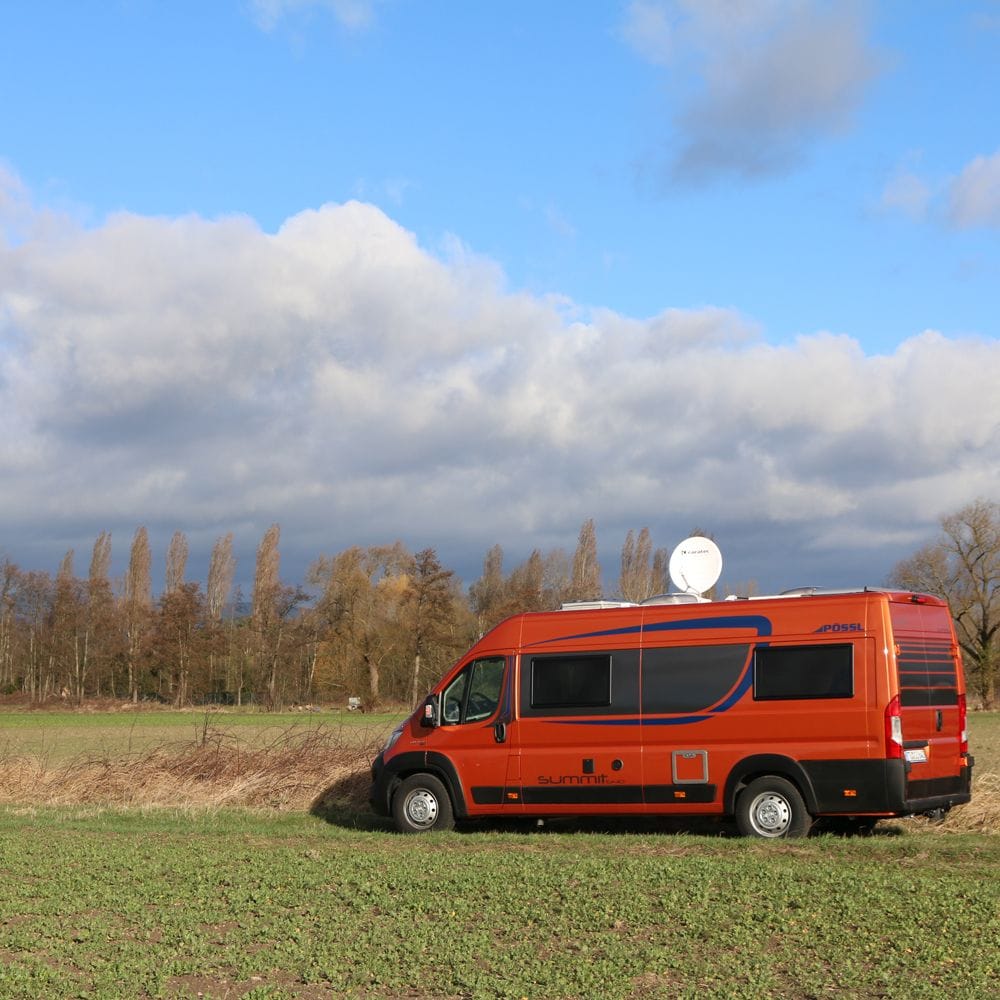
[
  {"x1": 442, "y1": 656, "x2": 505, "y2": 724},
  {"x1": 530, "y1": 655, "x2": 612, "y2": 710},
  {"x1": 643, "y1": 644, "x2": 750, "y2": 713},
  {"x1": 754, "y1": 644, "x2": 854, "y2": 700}
]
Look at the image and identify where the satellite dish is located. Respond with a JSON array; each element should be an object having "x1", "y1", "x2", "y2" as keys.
[{"x1": 668, "y1": 536, "x2": 723, "y2": 597}]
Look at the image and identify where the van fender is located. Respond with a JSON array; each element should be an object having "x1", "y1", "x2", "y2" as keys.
[
  {"x1": 379, "y1": 751, "x2": 468, "y2": 819},
  {"x1": 723, "y1": 755, "x2": 819, "y2": 816}
]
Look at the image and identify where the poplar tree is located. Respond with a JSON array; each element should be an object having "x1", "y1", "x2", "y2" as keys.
[
  {"x1": 619, "y1": 527, "x2": 654, "y2": 602},
  {"x1": 165, "y1": 530, "x2": 188, "y2": 594},
  {"x1": 86, "y1": 531, "x2": 115, "y2": 697},
  {"x1": 207, "y1": 533, "x2": 235, "y2": 623},
  {"x1": 123, "y1": 527, "x2": 152, "y2": 702},
  {"x1": 252, "y1": 524, "x2": 282, "y2": 705},
  {"x1": 569, "y1": 518, "x2": 601, "y2": 601},
  {"x1": 207, "y1": 533, "x2": 236, "y2": 700}
]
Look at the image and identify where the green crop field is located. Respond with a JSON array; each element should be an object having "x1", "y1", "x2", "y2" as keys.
[
  {"x1": 0, "y1": 710, "x2": 996, "y2": 999},
  {"x1": 0, "y1": 706, "x2": 400, "y2": 761}
]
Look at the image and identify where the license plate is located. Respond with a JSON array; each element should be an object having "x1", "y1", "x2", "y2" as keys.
[{"x1": 904, "y1": 748, "x2": 928, "y2": 763}]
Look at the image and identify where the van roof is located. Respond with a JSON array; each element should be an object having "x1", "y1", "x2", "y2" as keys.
[{"x1": 559, "y1": 587, "x2": 947, "y2": 612}]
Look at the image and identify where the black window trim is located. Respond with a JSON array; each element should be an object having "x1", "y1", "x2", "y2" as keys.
[
  {"x1": 753, "y1": 642, "x2": 855, "y2": 701},
  {"x1": 529, "y1": 652, "x2": 614, "y2": 711}
]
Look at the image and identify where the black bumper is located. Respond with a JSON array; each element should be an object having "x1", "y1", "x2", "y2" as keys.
[
  {"x1": 369, "y1": 752, "x2": 390, "y2": 817},
  {"x1": 802, "y1": 757, "x2": 974, "y2": 816}
]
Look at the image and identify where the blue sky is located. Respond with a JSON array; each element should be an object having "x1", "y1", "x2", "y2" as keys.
[{"x1": 1, "y1": 1, "x2": 999, "y2": 595}]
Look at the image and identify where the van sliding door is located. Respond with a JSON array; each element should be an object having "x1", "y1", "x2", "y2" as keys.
[{"x1": 514, "y1": 649, "x2": 644, "y2": 814}]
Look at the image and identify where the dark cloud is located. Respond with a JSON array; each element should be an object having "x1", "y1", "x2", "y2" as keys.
[{"x1": 622, "y1": 1, "x2": 884, "y2": 183}]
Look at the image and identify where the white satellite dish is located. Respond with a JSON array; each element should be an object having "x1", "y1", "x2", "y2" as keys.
[{"x1": 668, "y1": 536, "x2": 723, "y2": 598}]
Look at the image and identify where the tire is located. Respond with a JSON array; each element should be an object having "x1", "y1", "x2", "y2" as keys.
[
  {"x1": 392, "y1": 773, "x2": 455, "y2": 834},
  {"x1": 735, "y1": 776, "x2": 812, "y2": 839}
]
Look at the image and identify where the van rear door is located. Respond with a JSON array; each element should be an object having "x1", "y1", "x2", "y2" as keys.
[{"x1": 888, "y1": 597, "x2": 965, "y2": 804}]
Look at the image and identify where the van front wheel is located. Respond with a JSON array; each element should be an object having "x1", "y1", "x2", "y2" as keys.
[
  {"x1": 736, "y1": 776, "x2": 812, "y2": 838},
  {"x1": 392, "y1": 774, "x2": 455, "y2": 833}
]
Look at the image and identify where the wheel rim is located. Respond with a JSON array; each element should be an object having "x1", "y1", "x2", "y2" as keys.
[
  {"x1": 747, "y1": 790, "x2": 792, "y2": 837},
  {"x1": 403, "y1": 788, "x2": 439, "y2": 829}
]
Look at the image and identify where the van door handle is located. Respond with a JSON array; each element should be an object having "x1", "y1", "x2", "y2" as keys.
[
  {"x1": 494, "y1": 721, "x2": 507, "y2": 744},
  {"x1": 936, "y1": 710, "x2": 943, "y2": 732}
]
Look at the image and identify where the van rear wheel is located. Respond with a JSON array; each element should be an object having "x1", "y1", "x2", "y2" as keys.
[
  {"x1": 736, "y1": 776, "x2": 812, "y2": 839},
  {"x1": 392, "y1": 773, "x2": 455, "y2": 834}
]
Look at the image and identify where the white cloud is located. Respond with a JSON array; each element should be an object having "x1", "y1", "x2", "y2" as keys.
[
  {"x1": 879, "y1": 168, "x2": 932, "y2": 221},
  {"x1": 946, "y1": 149, "x2": 1000, "y2": 229},
  {"x1": 878, "y1": 149, "x2": 1000, "y2": 230},
  {"x1": 1, "y1": 177, "x2": 997, "y2": 590},
  {"x1": 622, "y1": 1, "x2": 883, "y2": 182},
  {"x1": 620, "y1": 1, "x2": 676, "y2": 67},
  {"x1": 250, "y1": 0, "x2": 377, "y2": 32}
]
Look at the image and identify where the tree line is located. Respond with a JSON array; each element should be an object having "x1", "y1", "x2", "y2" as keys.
[
  {"x1": 0, "y1": 519, "x2": 676, "y2": 709},
  {"x1": 1, "y1": 501, "x2": 995, "y2": 709}
]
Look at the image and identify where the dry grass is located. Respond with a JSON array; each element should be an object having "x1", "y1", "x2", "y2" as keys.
[
  {"x1": 936, "y1": 770, "x2": 1000, "y2": 833},
  {"x1": 0, "y1": 724, "x2": 381, "y2": 814},
  {"x1": 0, "y1": 718, "x2": 996, "y2": 834}
]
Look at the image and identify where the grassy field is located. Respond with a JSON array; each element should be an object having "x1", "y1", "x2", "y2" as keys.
[
  {"x1": 0, "y1": 709, "x2": 996, "y2": 998},
  {"x1": 0, "y1": 809, "x2": 998, "y2": 999},
  {"x1": 0, "y1": 706, "x2": 400, "y2": 760}
]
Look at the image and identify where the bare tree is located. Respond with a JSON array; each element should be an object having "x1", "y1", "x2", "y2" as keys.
[
  {"x1": 252, "y1": 524, "x2": 282, "y2": 705},
  {"x1": 252, "y1": 525, "x2": 281, "y2": 629},
  {"x1": 469, "y1": 544, "x2": 507, "y2": 634},
  {"x1": 165, "y1": 530, "x2": 188, "y2": 595},
  {"x1": 619, "y1": 527, "x2": 654, "y2": 602},
  {"x1": 569, "y1": 518, "x2": 601, "y2": 601},
  {"x1": 207, "y1": 533, "x2": 235, "y2": 623},
  {"x1": 312, "y1": 543, "x2": 411, "y2": 706},
  {"x1": 651, "y1": 546, "x2": 669, "y2": 596},
  {"x1": 404, "y1": 548, "x2": 459, "y2": 706},
  {"x1": 889, "y1": 499, "x2": 1000, "y2": 708},
  {"x1": 52, "y1": 550, "x2": 86, "y2": 700},
  {"x1": 0, "y1": 560, "x2": 18, "y2": 692},
  {"x1": 85, "y1": 531, "x2": 116, "y2": 698},
  {"x1": 123, "y1": 527, "x2": 152, "y2": 703},
  {"x1": 154, "y1": 582, "x2": 205, "y2": 706},
  {"x1": 507, "y1": 549, "x2": 546, "y2": 612},
  {"x1": 206, "y1": 532, "x2": 236, "y2": 701},
  {"x1": 15, "y1": 570, "x2": 54, "y2": 699},
  {"x1": 89, "y1": 531, "x2": 112, "y2": 585}
]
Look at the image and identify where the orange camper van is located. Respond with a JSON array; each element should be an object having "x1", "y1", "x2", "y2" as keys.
[{"x1": 370, "y1": 542, "x2": 973, "y2": 838}]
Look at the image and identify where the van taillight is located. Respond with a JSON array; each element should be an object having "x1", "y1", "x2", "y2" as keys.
[
  {"x1": 959, "y1": 693, "x2": 968, "y2": 755},
  {"x1": 885, "y1": 694, "x2": 903, "y2": 759}
]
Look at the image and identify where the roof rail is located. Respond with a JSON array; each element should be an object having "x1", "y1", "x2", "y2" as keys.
[
  {"x1": 641, "y1": 593, "x2": 707, "y2": 606},
  {"x1": 559, "y1": 600, "x2": 638, "y2": 611},
  {"x1": 778, "y1": 587, "x2": 870, "y2": 597}
]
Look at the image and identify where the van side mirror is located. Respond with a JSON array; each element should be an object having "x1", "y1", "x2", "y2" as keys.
[{"x1": 420, "y1": 694, "x2": 440, "y2": 728}]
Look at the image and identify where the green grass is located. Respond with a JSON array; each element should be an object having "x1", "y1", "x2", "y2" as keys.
[
  {"x1": 0, "y1": 711, "x2": 995, "y2": 998},
  {"x1": 0, "y1": 808, "x2": 997, "y2": 999},
  {"x1": 0, "y1": 708, "x2": 401, "y2": 760},
  {"x1": 970, "y1": 707, "x2": 1000, "y2": 763}
]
